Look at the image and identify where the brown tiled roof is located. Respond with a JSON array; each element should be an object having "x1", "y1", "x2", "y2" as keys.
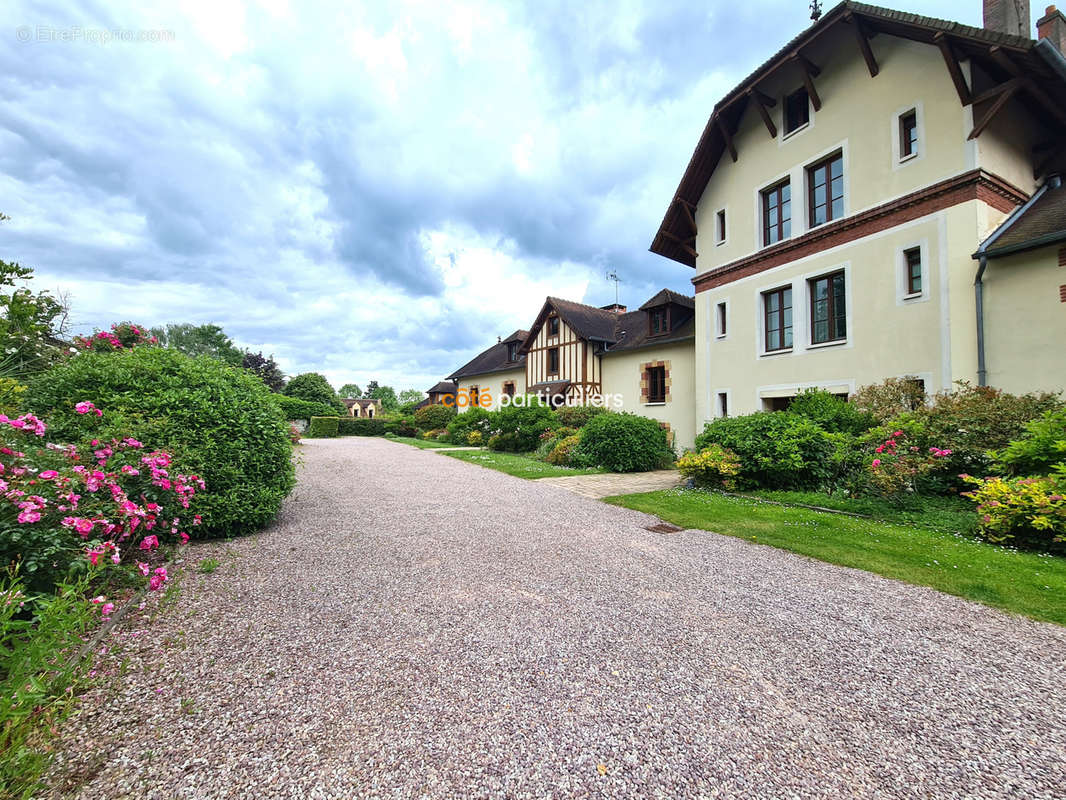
[
  {"x1": 650, "y1": 1, "x2": 1066, "y2": 268},
  {"x1": 447, "y1": 331, "x2": 528, "y2": 380},
  {"x1": 602, "y1": 308, "x2": 696, "y2": 354},
  {"x1": 982, "y1": 180, "x2": 1066, "y2": 257},
  {"x1": 639, "y1": 288, "x2": 696, "y2": 311},
  {"x1": 343, "y1": 397, "x2": 380, "y2": 408},
  {"x1": 426, "y1": 380, "x2": 457, "y2": 395}
]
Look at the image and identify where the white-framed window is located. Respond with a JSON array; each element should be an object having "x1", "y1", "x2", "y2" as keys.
[
  {"x1": 783, "y1": 86, "x2": 811, "y2": 138},
  {"x1": 808, "y1": 270, "x2": 847, "y2": 346},
  {"x1": 715, "y1": 300, "x2": 729, "y2": 339},
  {"x1": 761, "y1": 284, "x2": 794, "y2": 353},
  {"x1": 891, "y1": 103, "x2": 924, "y2": 168},
  {"x1": 896, "y1": 240, "x2": 931, "y2": 304},
  {"x1": 716, "y1": 390, "x2": 730, "y2": 418},
  {"x1": 715, "y1": 208, "x2": 727, "y2": 245}
]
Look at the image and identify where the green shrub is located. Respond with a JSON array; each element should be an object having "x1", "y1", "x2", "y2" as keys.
[
  {"x1": 487, "y1": 432, "x2": 522, "y2": 451},
  {"x1": 695, "y1": 412, "x2": 834, "y2": 490},
  {"x1": 272, "y1": 394, "x2": 336, "y2": 422},
  {"x1": 446, "y1": 407, "x2": 495, "y2": 445},
  {"x1": 575, "y1": 412, "x2": 674, "y2": 472},
  {"x1": 533, "y1": 426, "x2": 577, "y2": 460},
  {"x1": 467, "y1": 430, "x2": 483, "y2": 446},
  {"x1": 491, "y1": 401, "x2": 558, "y2": 452},
  {"x1": 556, "y1": 404, "x2": 607, "y2": 428},
  {"x1": 677, "y1": 444, "x2": 742, "y2": 490},
  {"x1": 338, "y1": 417, "x2": 385, "y2": 437},
  {"x1": 414, "y1": 403, "x2": 456, "y2": 431},
  {"x1": 284, "y1": 372, "x2": 346, "y2": 414},
  {"x1": 423, "y1": 428, "x2": 446, "y2": 440},
  {"x1": 963, "y1": 470, "x2": 1066, "y2": 550},
  {"x1": 384, "y1": 416, "x2": 419, "y2": 437},
  {"x1": 993, "y1": 409, "x2": 1066, "y2": 476},
  {"x1": 788, "y1": 388, "x2": 875, "y2": 435},
  {"x1": 307, "y1": 416, "x2": 339, "y2": 438},
  {"x1": 851, "y1": 376, "x2": 928, "y2": 423},
  {"x1": 0, "y1": 378, "x2": 26, "y2": 416},
  {"x1": 26, "y1": 348, "x2": 294, "y2": 538},
  {"x1": 546, "y1": 433, "x2": 582, "y2": 466}
]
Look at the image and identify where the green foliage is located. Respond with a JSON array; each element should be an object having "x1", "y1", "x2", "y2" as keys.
[
  {"x1": 398, "y1": 388, "x2": 424, "y2": 406},
  {"x1": 788, "y1": 388, "x2": 875, "y2": 435},
  {"x1": 368, "y1": 384, "x2": 399, "y2": 411},
  {"x1": 993, "y1": 409, "x2": 1066, "y2": 476},
  {"x1": 963, "y1": 473, "x2": 1065, "y2": 550},
  {"x1": 695, "y1": 412, "x2": 835, "y2": 490},
  {"x1": 851, "y1": 376, "x2": 928, "y2": 423},
  {"x1": 272, "y1": 394, "x2": 336, "y2": 422},
  {"x1": 242, "y1": 351, "x2": 285, "y2": 392},
  {"x1": 26, "y1": 347, "x2": 294, "y2": 538},
  {"x1": 467, "y1": 430, "x2": 483, "y2": 446},
  {"x1": 150, "y1": 323, "x2": 243, "y2": 365},
  {"x1": 575, "y1": 412, "x2": 674, "y2": 472},
  {"x1": 677, "y1": 445, "x2": 742, "y2": 490},
  {"x1": 0, "y1": 571, "x2": 98, "y2": 799},
  {"x1": 414, "y1": 403, "x2": 456, "y2": 431},
  {"x1": 284, "y1": 372, "x2": 345, "y2": 414},
  {"x1": 384, "y1": 416, "x2": 419, "y2": 437},
  {"x1": 338, "y1": 417, "x2": 385, "y2": 436},
  {"x1": 73, "y1": 321, "x2": 158, "y2": 352},
  {"x1": 337, "y1": 383, "x2": 362, "y2": 399},
  {"x1": 307, "y1": 416, "x2": 339, "y2": 438},
  {"x1": 490, "y1": 401, "x2": 558, "y2": 452},
  {"x1": 546, "y1": 434, "x2": 582, "y2": 466},
  {"x1": 0, "y1": 378, "x2": 26, "y2": 416},
  {"x1": 555, "y1": 404, "x2": 608, "y2": 428},
  {"x1": 0, "y1": 220, "x2": 69, "y2": 380},
  {"x1": 533, "y1": 427, "x2": 577, "y2": 460},
  {"x1": 446, "y1": 407, "x2": 495, "y2": 445}
]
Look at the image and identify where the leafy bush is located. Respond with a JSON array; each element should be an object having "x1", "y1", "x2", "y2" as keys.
[
  {"x1": 993, "y1": 409, "x2": 1066, "y2": 476},
  {"x1": 73, "y1": 321, "x2": 158, "y2": 352},
  {"x1": 788, "y1": 388, "x2": 874, "y2": 435},
  {"x1": 308, "y1": 416, "x2": 339, "y2": 438},
  {"x1": 487, "y1": 432, "x2": 522, "y2": 451},
  {"x1": 467, "y1": 430, "x2": 483, "y2": 446},
  {"x1": 284, "y1": 372, "x2": 346, "y2": 414},
  {"x1": 963, "y1": 470, "x2": 1065, "y2": 550},
  {"x1": 556, "y1": 405, "x2": 607, "y2": 428},
  {"x1": 678, "y1": 445, "x2": 742, "y2": 490},
  {"x1": 867, "y1": 428, "x2": 955, "y2": 502},
  {"x1": 446, "y1": 407, "x2": 495, "y2": 445},
  {"x1": 851, "y1": 376, "x2": 928, "y2": 423},
  {"x1": 695, "y1": 412, "x2": 835, "y2": 490},
  {"x1": 272, "y1": 394, "x2": 336, "y2": 422},
  {"x1": 338, "y1": 417, "x2": 385, "y2": 436},
  {"x1": 546, "y1": 434, "x2": 582, "y2": 466},
  {"x1": 384, "y1": 416, "x2": 419, "y2": 437},
  {"x1": 490, "y1": 401, "x2": 558, "y2": 452},
  {"x1": 423, "y1": 428, "x2": 446, "y2": 440},
  {"x1": 414, "y1": 404, "x2": 456, "y2": 431},
  {"x1": 575, "y1": 412, "x2": 674, "y2": 472},
  {"x1": 0, "y1": 378, "x2": 25, "y2": 416},
  {"x1": 534, "y1": 426, "x2": 577, "y2": 460},
  {"x1": 27, "y1": 348, "x2": 294, "y2": 538}
]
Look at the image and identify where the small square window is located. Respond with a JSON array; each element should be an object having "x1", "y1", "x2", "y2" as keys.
[
  {"x1": 716, "y1": 209, "x2": 727, "y2": 243},
  {"x1": 716, "y1": 302, "x2": 727, "y2": 337},
  {"x1": 784, "y1": 87, "x2": 810, "y2": 135},
  {"x1": 900, "y1": 110, "x2": 918, "y2": 159},
  {"x1": 503, "y1": 381, "x2": 516, "y2": 397},
  {"x1": 647, "y1": 365, "x2": 666, "y2": 403},
  {"x1": 904, "y1": 247, "x2": 922, "y2": 295},
  {"x1": 649, "y1": 307, "x2": 668, "y2": 336}
]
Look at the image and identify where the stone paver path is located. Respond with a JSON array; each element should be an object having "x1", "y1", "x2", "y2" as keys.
[
  {"x1": 538, "y1": 468, "x2": 683, "y2": 498},
  {"x1": 47, "y1": 437, "x2": 1066, "y2": 799}
]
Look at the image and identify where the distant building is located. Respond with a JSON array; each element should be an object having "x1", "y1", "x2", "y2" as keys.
[
  {"x1": 343, "y1": 397, "x2": 382, "y2": 418},
  {"x1": 416, "y1": 381, "x2": 458, "y2": 409}
]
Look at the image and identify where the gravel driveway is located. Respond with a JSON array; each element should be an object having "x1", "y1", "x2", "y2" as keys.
[{"x1": 48, "y1": 437, "x2": 1066, "y2": 799}]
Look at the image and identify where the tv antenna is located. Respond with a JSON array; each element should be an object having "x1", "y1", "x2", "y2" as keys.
[
  {"x1": 810, "y1": 0, "x2": 822, "y2": 21},
  {"x1": 605, "y1": 270, "x2": 622, "y2": 305}
]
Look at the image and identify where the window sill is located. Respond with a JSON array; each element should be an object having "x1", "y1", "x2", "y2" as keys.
[
  {"x1": 644, "y1": 401, "x2": 667, "y2": 407},
  {"x1": 760, "y1": 348, "x2": 793, "y2": 357},
  {"x1": 715, "y1": 334, "x2": 728, "y2": 340},
  {"x1": 715, "y1": 239, "x2": 727, "y2": 247},
  {"x1": 782, "y1": 123, "x2": 809, "y2": 141},
  {"x1": 899, "y1": 152, "x2": 919, "y2": 164},
  {"x1": 902, "y1": 292, "x2": 923, "y2": 301},
  {"x1": 807, "y1": 338, "x2": 847, "y2": 350}
]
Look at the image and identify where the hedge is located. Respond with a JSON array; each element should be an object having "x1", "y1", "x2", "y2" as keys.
[
  {"x1": 273, "y1": 394, "x2": 337, "y2": 422},
  {"x1": 338, "y1": 417, "x2": 385, "y2": 436},
  {"x1": 307, "y1": 416, "x2": 339, "y2": 438}
]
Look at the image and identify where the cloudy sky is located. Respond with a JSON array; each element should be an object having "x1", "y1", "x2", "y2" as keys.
[{"x1": 2, "y1": 0, "x2": 1004, "y2": 392}]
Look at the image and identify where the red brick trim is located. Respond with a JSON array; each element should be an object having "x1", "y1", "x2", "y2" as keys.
[
  {"x1": 693, "y1": 169, "x2": 1027, "y2": 293},
  {"x1": 1059, "y1": 284, "x2": 1066, "y2": 303},
  {"x1": 1058, "y1": 247, "x2": 1066, "y2": 267}
]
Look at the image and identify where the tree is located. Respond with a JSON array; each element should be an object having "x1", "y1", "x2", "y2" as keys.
[
  {"x1": 398, "y1": 388, "x2": 424, "y2": 406},
  {"x1": 362, "y1": 380, "x2": 379, "y2": 398},
  {"x1": 338, "y1": 383, "x2": 362, "y2": 399},
  {"x1": 242, "y1": 351, "x2": 285, "y2": 392},
  {"x1": 284, "y1": 372, "x2": 345, "y2": 413},
  {"x1": 369, "y1": 384, "x2": 398, "y2": 411},
  {"x1": 0, "y1": 213, "x2": 70, "y2": 379},
  {"x1": 150, "y1": 323, "x2": 243, "y2": 365}
]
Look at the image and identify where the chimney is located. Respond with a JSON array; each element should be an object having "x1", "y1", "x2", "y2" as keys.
[
  {"x1": 600, "y1": 303, "x2": 627, "y2": 314},
  {"x1": 1038, "y1": 4, "x2": 1066, "y2": 51},
  {"x1": 984, "y1": 0, "x2": 1030, "y2": 36}
]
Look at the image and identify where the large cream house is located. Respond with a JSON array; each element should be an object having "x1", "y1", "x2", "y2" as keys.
[{"x1": 649, "y1": 0, "x2": 1066, "y2": 422}]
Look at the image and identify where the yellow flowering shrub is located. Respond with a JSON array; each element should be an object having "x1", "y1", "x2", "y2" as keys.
[
  {"x1": 962, "y1": 470, "x2": 1066, "y2": 548},
  {"x1": 546, "y1": 434, "x2": 580, "y2": 466},
  {"x1": 466, "y1": 430, "x2": 483, "y2": 446},
  {"x1": 677, "y1": 445, "x2": 742, "y2": 491},
  {"x1": 0, "y1": 378, "x2": 25, "y2": 416}
]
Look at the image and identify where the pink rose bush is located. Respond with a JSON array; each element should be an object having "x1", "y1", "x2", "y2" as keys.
[
  {"x1": 73, "y1": 322, "x2": 158, "y2": 353},
  {"x1": 867, "y1": 429, "x2": 954, "y2": 502},
  {"x1": 0, "y1": 402, "x2": 204, "y2": 602}
]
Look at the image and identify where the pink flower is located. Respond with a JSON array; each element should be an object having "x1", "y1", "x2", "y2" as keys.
[
  {"x1": 137, "y1": 562, "x2": 150, "y2": 576},
  {"x1": 38, "y1": 470, "x2": 59, "y2": 480},
  {"x1": 17, "y1": 509, "x2": 41, "y2": 524},
  {"x1": 149, "y1": 567, "x2": 168, "y2": 591},
  {"x1": 74, "y1": 401, "x2": 102, "y2": 417},
  {"x1": 90, "y1": 595, "x2": 106, "y2": 605},
  {"x1": 101, "y1": 602, "x2": 115, "y2": 618},
  {"x1": 179, "y1": 532, "x2": 189, "y2": 544},
  {"x1": 139, "y1": 535, "x2": 159, "y2": 551},
  {"x1": 871, "y1": 459, "x2": 882, "y2": 468}
]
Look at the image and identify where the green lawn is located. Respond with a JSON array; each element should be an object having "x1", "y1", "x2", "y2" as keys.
[
  {"x1": 386, "y1": 436, "x2": 468, "y2": 449},
  {"x1": 440, "y1": 450, "x2": 606, "y2": 479},
  {"x1": 604, "y1": 489, "x2": 1066, "y2": 626}
]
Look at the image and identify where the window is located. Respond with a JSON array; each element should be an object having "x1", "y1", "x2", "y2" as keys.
[
  {"x1": 716, "y1": 301, "x2": 727, "y2": 337},
  {"x1": 763, "y1": 286, "x2": 793, "y2": 352},
  {"x1": 503, "y1": 381, "x2": 515, "y2": 397},
  {"x1": 647, "y1": 365, "x2": 666, "y2": 403},
  {"x1": 547, "y1": 316, "x2": 559, "y2": 337},
  {"x1": 547, "y1": 347, "x2": 559, "y2": 375},
  {"x1": 900, "y1": 109, "x2": 918, "y2": 159},
  {"x1": 716, "y1": 209, "x2": 727, "y2": 244},
  {"x1": 784, "y1": 87, "x2": 810, "y2": 135},
  {"x1": 810, "y1": 271, "x2": 847, "y2": 344},
  {"x1": 807, "y1": 152, "x2": 844, "y2": 228},
  {"x1": 469, "y1": 386, "x2": 479, "y2": 407},
  {"x1": 507, "y1": 342, "x2": 518, "y2": 362},
  {"x1": 764, "y1": 397, "x2": 793, "y2": 412},
  {"x1": 762, "y1": 180, "x2": 791, "y2": 246},
  {"x1": 649, "y1": 306, "x2": 668, "y2": 336},
  {"x1": 904, "y1": 247, "x2": 922, "y2": 295},
  {"x1": 367, "y1": 407, "x2": 374, "y2": 418},
  {"x1": 717, "y1": 392, "x2": 729, "y2": 418}
]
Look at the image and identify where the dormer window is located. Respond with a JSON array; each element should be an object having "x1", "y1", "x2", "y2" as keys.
[
  {"x1": 547, "y1": 315, "x2": 559, "y2": 337},
  {"x1": 649, "y1": 306, "x2": 669, "y2": 336},
  {"x1": 507, "y1": 342, "x2": 518, "y2": 362}
]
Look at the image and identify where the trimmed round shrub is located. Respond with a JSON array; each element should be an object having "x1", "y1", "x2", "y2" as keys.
[
  {"x1": 556, "y1": 404, "x2": 607, "y2": 429},
  {"x1": 26, "y1": 348, "x2": 294, "y2": 538},
  {"x1": 695, "y1": 412, "x2": 834, "y2": 490},
  {"x1": 308, "y1": 416, "x2": 339, "y2": 438},
  {"x1": 491, "y1": 402, "x2": 558, "y2": 452},
  {"x1": 677, "y1": 444, "x2": 741, "y2": 490},
  {"x1": 788, "y1": 388, "x2": 875, "y2": 435},
  {"x1": 414, "y1": 403, "x2": 456, "y2": 431},
  {"x1": 446, "y1": 407, "x2": 495, "y2": 445},
  {"x1": 575, "y1": 412, "x2": 674, "y2": 472}
]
